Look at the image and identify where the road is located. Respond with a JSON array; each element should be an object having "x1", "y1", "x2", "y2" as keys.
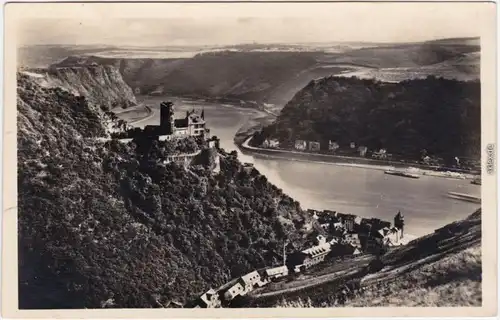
[
  {"x1": 112, "y1": 103, "x2": 155, "y2": 126},
  {"x1": 249, "y1": 254, "x2": 374, "y2": 299},
  {"x1": 128, "y1": 106, "x2": 155, "y2": 125},
  {"x1": 251, "y1": 269, "x2": 362, "y2": 299},
  {"x1": 241, "y1": 136, "x2": 477, "y2": 179}
]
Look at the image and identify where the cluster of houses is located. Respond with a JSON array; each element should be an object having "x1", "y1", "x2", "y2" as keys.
[
  {"x1": 294, "y1": 140, "x2": 321, "y2": 152},
  {"x1": 194, "y1": 269, "x2": 279, "y2": 308},
  {"x1": 307, "y1": 209, "x2": 406, "y2": 253},
  {"x1": 260, "y1": 138, "x2": 392, "y2": 159},
  {"x1": 193, "y1": 210, "x2": 406, "y2": 308},
  {"x1": 284, "y1": 210, "x2": 406, "y2": 277},
  {"x1": 285, "y1": 235, "x2": 335, "y2": 273},
  {"x1": 259, "y1": 138, "x2": 479, "y2": 171}
]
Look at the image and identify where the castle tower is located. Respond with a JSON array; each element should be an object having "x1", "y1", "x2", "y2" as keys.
[
  {"x1": 394, "y1": 211, "x2": 405, "y2": 239},
  {"x1": 160, "y1": 101, "x2": 175, "y2": 135}
]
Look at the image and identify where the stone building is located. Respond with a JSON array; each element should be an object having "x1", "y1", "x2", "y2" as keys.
[
  {"x1": 295, "y1": 140, "x2": 307, "y2": 151},
  {"x1": 329, "y1": 140, "x2": 340, "y2": 152},
  {"x1": 195, "y1": 288, "x2": 221, "y2": 308},
  {"x1": 286, "y1": 242, "x2": 332, "y2": 273},
  {"x1": 223, "y1": 271, "x2": 268, "y2": 301},
  {"x1": 309, "y1": 141, "x2": 321, "y2": 151},
  {"x1": 143, "y1": 101, "x2": 209, "y2": 139}
]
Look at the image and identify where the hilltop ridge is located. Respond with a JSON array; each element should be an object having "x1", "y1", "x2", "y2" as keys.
[{"x1": 36, "y1": 37, "x2": 480, "y2": 108}]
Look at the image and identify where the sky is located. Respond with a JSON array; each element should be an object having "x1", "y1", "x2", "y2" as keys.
[{"x1": 13, "y1": 2, "x2": 490, "y2": 47}]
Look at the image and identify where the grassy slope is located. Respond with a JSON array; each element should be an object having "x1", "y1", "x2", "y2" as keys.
[
  {"x1": 273, "y1": 209, "x2": 481, "y2": 307},
  {"x1": 347, "y1": 246, "x2": 481, "y2": 307}
]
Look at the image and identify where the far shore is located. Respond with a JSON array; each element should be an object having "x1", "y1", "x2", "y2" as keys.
[
  {"x1": 238, "y1": 135, "x2": 478, "y2": 179},
  {"x1": 113, "y1": 103, "x2": 155, "y2": 125}
]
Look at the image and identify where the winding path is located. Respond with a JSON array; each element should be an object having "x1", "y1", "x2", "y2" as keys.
[
  {"x1": 128, "y1": 106, "x2": 155, "y2": 125},
  {"x1": 112, "y1": 104, "x2": 155, "y2": 126},
  {"x1": 250, "y1": 269, "x2": 362, "y2": 299}
]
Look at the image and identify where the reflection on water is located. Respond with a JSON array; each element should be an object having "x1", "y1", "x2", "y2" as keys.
[{"x1": 137, "y1": 96, "x2": 481, "y2": 237}]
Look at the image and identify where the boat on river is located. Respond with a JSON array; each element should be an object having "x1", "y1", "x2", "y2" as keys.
[
  {"x1": 422, "y1": 171, "x2": 466, "y2": 179},
  {"x1": 384, "y1": 169, "x2": 420, "y2": 179},
  {"x1": 447, "y1": 192, "x2": 481, "y2": 204},
  {"x1": 471, "y1": 176, "x2": 481, "y2": 185}
]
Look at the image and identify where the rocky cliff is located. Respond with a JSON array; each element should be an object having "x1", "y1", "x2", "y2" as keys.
[{"x1": 20, "y1": 65, "x2": 137, "y2": 110}]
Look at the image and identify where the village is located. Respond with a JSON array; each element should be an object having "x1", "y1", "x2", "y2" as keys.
[
  {"x1": 259, "y1": 137, "x2": 480, "y2": 172},
  {"x1": 192, "y1": 210, "x2": 407, "y2": 308},
  {"x1": 262, "y1": 137, "x2": 395, "y2": 161}
]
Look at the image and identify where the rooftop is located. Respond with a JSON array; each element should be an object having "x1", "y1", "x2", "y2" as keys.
[
  {"x1": 265, "y1": 266, "x2": 288, "y2": 276},
  {"x1": 302, "y1": 243, "x2": 331, "y2": 258},
  {"x1": 241, "y1": 270, "x2": 260, "y2": 284}
]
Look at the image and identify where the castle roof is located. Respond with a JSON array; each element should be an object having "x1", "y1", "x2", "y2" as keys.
[
  {"x1": 143, "y1": 125, "x2": 167, "y2": 136},
  {"x1": 174, "y1": 111, "x2": 205, "y2": 129},
  {"x1": 174, "y1": 118, "x2": 189, "y2": 128},
  {"x1": 188, "y1": 113, "x2": 204, "y2": 123}
]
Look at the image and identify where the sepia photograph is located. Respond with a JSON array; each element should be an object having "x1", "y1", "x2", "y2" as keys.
[{"x1": 1, "y1": 1, "x2": 497, "y2": 318}]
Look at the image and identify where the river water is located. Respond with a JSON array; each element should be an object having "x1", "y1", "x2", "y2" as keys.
[{"x1": 134, "y1": 96, "x2": 481, "y2": 237}]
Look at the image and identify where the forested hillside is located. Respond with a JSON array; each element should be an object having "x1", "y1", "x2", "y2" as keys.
[
  {"x1": 253, "y1": 76, "x2": 480, "y2": 163},
  {"x1": 18, "y1": 72, "x2": 309, "y2": 309}
]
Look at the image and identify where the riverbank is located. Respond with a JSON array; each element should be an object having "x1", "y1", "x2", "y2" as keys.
[
  {"x1": 113, "y1": 103, "x2": 155, "y2": 125},
  {"x1": 238, "y1": 135, "x2": 477, "y2": 179}
]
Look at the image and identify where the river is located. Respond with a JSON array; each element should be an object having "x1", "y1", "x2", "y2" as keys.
[{"x1": 133, "y1": 96, "x2": 481, "y2": 237}]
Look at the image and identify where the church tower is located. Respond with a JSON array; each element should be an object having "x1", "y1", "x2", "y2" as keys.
[
  {"x1": 160, "y1": 101, "x2": 175, "y2": 135},
  {"x1": 394, "y1": 211, "x2": 405, "y2": 239}
]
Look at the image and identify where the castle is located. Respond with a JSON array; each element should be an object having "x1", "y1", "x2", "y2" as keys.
[{"x1": 143, "y1": 101, "x2": 209, "y2": 139}]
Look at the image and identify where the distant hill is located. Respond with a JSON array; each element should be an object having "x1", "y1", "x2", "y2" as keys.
[
  {"x1": 17, "y1": 44, "x2": 119, "y2": 68},
  {"x1": 425, "y1": 37, "x2": 480, "y2": 46},
  {"x1": 320, "y1": 38, "x2": 479, "y2": 68},
  {"x1": 39, "y1": 37, "x2": 480, "y2": 108}
]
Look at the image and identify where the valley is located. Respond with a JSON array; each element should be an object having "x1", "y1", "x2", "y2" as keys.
[{"x1": 15, "y1": 36, "x2": 483, "y2": 310}]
